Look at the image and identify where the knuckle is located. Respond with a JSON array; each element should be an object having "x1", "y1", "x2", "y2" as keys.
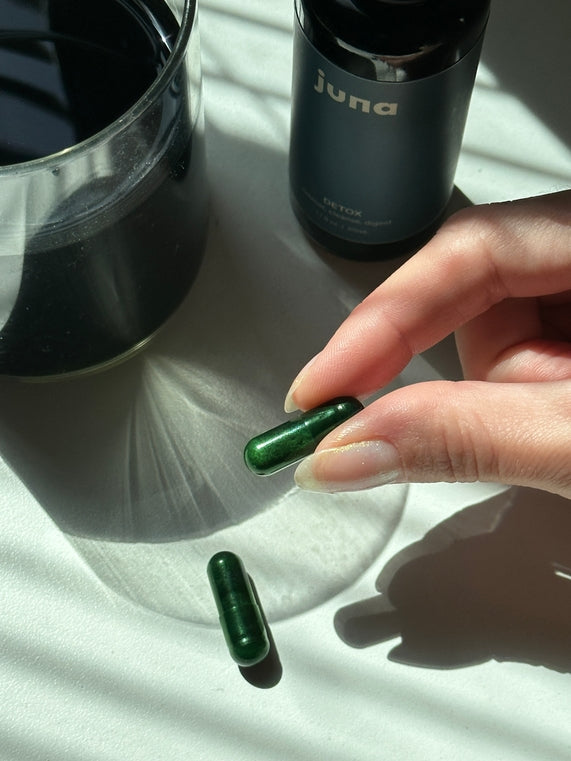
[{"x1": 399, "y1": 382, "x2": 500, "y2": 484}]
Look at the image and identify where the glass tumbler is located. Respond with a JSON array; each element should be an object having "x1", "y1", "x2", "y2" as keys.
[{"x1": 0, "y1": 0, "x2": 208, "y2": 378}]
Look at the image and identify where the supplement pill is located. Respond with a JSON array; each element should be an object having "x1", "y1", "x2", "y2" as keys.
[
  {"x1": 244, "y1": 396, "x2": 363, "y2": 475},
  {"x1": 207, "y1": 551, "x2": 270, "y2": 667}
]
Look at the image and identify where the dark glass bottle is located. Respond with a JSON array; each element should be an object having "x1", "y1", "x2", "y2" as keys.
[{"x1": 289, "y1": 0, "x2": 491, "y2": 260}]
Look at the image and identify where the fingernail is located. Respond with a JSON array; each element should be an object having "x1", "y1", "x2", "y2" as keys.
[
  {"x1": 294, "y1": 440, "x2": 402, "y2": 492},
  {"x1": 284, "y1": 354, "x2": 319, "y2": 413},
  {"x1": 284, "y1": 385, "x2": 301, "y2": 413}
]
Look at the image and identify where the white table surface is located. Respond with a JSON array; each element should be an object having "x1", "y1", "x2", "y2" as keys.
[{"x1": 1, "y1": 1, "x2": 571, "y2": 759}]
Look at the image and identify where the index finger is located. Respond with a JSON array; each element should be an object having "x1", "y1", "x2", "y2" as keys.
[{"x1": 286, "y1": 190, "x2": 571, "y2": 411}]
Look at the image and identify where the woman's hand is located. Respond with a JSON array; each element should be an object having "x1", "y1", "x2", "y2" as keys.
[{"x1": 286, "y1": 190, "x2": 571, "y2": 498}]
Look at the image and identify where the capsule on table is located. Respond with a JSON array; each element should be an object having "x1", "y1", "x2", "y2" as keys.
[
  {"x1": 244, "y1": 396, "x2": 364, "y2": 476},
  {"x1": 207, "y1": 551, "x2": 270, "y2": 667}
]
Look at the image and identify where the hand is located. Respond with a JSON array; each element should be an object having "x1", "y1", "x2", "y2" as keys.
[{"x1": 286, "y1": 190, "x2": 571, "y2": 498}]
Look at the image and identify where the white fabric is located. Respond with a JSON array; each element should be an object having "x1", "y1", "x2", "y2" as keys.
[{"x1": 0, "y1": 0, "x2": 570, "y2": 759}]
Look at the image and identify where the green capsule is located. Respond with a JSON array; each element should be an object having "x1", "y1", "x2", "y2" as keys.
[
  {"x1": 207, "y1": 551, "x2": 270, "y2": 667},
  {"x1": 244, "y1": 396, "x2": 363, "y2": 476}
]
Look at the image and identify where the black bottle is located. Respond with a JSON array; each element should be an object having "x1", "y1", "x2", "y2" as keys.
[{"x1": 289, "y1": 0, "x2": 491, "y2": 260}]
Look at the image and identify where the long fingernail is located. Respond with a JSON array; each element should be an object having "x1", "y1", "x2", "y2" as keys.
[
  {"x1": 284, "y1": 354, "x2": 319, "y2": 413},
  {"x1": 284, "y1": 385, "x2": 301, "y2": 413},
  {"x1": 294, "y1": 440, "x2": 402, "y2": 492}
]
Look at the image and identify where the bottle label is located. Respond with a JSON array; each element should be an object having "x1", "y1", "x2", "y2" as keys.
[{"x1": 289, "y1": 19, "x2": 483, "y2": 245}]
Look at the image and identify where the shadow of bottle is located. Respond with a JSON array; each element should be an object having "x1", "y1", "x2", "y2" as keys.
[{"x1": 335, "y1": 487, "x2": 571, "y2": 673}]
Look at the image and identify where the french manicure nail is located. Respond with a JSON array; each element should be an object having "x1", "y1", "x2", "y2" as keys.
[
  {"x1": 294, "y1": 440, "x2": 402, "y2": 492},
  {"x1": 284, "y1": 354, "x2": 320, "y2": 413}
]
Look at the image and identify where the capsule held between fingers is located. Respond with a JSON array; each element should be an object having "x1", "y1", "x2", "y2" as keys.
[
  {"x1": 244, "y1": 396, "x2": 364, "y2": 476},
  {"x1": 207, "y1": 551, "x2": 270, "y2": 667}
]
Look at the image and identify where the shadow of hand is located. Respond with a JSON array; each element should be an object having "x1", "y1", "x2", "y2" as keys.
[{"x1": 335, "y1": 487, "x2": 571, "y2": 672}]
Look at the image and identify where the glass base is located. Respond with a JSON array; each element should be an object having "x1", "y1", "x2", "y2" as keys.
[{"x1": 12, "y1": 332, "x2": 157, "y2": 383}]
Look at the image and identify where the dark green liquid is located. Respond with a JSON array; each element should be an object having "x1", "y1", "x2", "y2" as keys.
[
  {"x1": 0, "y1": 0, "x2": 173, "y2": 163},
  {"x1": 0, "y1": 0, "x2": 207, "y2": 376}
]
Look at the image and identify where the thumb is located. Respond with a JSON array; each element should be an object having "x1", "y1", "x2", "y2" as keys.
[{"x1": 294, "y1": 380, "x2": 571, "y2": 499}]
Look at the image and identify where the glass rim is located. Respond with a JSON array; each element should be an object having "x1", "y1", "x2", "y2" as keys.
[{"x1": 0, "y1": 0, "x2": 196, "y2": 178}]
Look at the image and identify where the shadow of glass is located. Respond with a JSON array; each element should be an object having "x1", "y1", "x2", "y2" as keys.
[
  {"x1": 335, "y1": 487, "x2": 571, "y2": 673},
  {"x1": 0, "y1": 123, "x2": 402, "y2": 538},
  {"x1": 0, "y1": 124, "x2": 407, "y2": 623}
]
